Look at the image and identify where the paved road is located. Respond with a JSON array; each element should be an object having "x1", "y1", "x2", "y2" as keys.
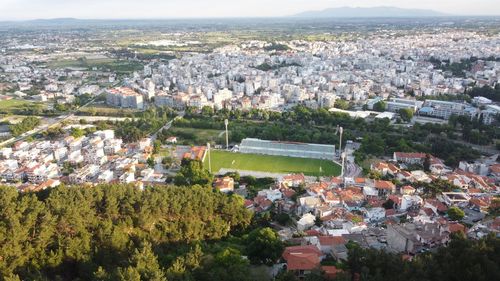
[
  {"x1": 0, "y1": 114, "x2": 71, "y2": 147},
  {"x1": 67, "y1": 115, "x2": 129, "y2": 122},
  {"x1": 344, "y1": 161, "x2": 362, "y2": 178},
  {"x1": 150, "y1": 111, "x2": 185, "y2": 141},
  {"x1": 0, "y1": 94, "x2": 104, "y2": 147},
  {"x1": 217, "y1": 168, "x2": 319, "y2": 181}
]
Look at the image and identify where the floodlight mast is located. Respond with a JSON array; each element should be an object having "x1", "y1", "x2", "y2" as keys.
[
  {"x1": 338, "y1": 126, "x2": 343, "y2": 160},
  {"x1": 341, "y1": 152, "x2": 346, "y2": 177},
  {"x1": 224, "y1": 119, "x2": 229, "y2": 150},
  {"x1": 207, "y1": 142, "x2": 212, "y2": 173}
]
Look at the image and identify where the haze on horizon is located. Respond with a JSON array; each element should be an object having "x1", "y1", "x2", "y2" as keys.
[{"x1": 0, "y1": 0, "x2": 499, "y2": 21}]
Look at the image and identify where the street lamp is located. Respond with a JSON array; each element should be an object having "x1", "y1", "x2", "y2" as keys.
[{"x1": 224, "y1": 119, "x2": 229, "y2": 150}]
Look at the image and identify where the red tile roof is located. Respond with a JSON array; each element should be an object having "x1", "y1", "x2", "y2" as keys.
[
  {"x1": 394, "y1": 152, "x2": 426, "y2": 159},
  {"x1": 322, "y1": 266, "x2": 341, "y2": 280},
  {"x1": 374, "y1": 180, "x2": 395, "y2": 190},
  {"x1": 318, "y1": 236, "x2": 346, "y2": 246},
  {"x1": 448, "y1": 223, "x2": 466, "y2": 233},
  {"x1": 283, "y1": 173, "x2": 305, "y2": 182},
  {"x1": 283, "y1": 245, "x2": 322, "y2": 271}
]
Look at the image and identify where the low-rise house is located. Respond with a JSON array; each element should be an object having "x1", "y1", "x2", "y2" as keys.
[
  {"x1": 374, "y1": 180, "x2": 396, "y2": 196},
  {"x1": 440, "y1": 192, "x2": 471, "y2": 207},
  {"x1": 393, "y1": 152, "x2": 426, "y2": 165},
  {"x1": 258, "y1": 187, "x2": 283, "y2": 202},
  {"x1": 364, "y1": 207, "x2": 386, "y2": 222},
  {"x1": 318, "y1": 236, "x2": 346, "y2": 255},
  {"x1": 166, "y1": 137, "x2": 178, "y2": 144},
  {"x1": 322, "y1": 190, "x2": 341, "y2": 206},
  {"x1": 282, "y1": 245, "x2": 322, "y2": 279},
  {"x1": 282, "y1": 173, "x2": 306, "y2": 188},
  {"x1": 371, "y1": 161, "x2": 400, "y2": 176},
  {"x1": 401, "y1": 185, "x2": 416, "y2": 195},
  {"x1": 119, "y1": 171, "x2": 135, "y2": 184},
  {"x1": 98, "y1": 170, "x2": 114, "y2": 183},
  {"x1": 298, "y1": 196, "x2": 322, "y2": 215},
  {"x1": 214, "y1": 176, "x2": 235, "y2": 193},
  {"x1": 298, "y1": 213, "x2": 317, "y2": 231},
  {"x1": 387, "y1": 222, "x2": 450, "y2": 254},
  {"x1": 401, "y1": 195, "x2": 423, "y2": 211}
]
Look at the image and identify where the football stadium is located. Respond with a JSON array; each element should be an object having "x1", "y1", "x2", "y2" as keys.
[{"x1": 204, "y1": 138, "x2": 340, "y2": 176}]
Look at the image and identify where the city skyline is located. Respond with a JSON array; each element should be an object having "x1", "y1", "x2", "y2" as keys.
[{"x1": 1, "y1": 0, "x2": 500, "y2": 21}]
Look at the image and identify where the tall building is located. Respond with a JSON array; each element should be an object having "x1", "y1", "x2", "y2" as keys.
[
  {"x1": 419, "y1": 100, "x2": 478, "y2": 120},
  {"x1": 106, "y1": 87, "x2": 144, "y2": 110}
]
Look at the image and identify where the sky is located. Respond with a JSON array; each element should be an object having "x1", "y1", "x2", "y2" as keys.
[{"x1": 0, "y1": 0, "x2": 499, "y2": 21}]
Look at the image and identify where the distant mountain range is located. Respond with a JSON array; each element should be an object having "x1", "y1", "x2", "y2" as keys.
[{"x1": 292, "y1": 6, "x2": 450, "y2": 18}]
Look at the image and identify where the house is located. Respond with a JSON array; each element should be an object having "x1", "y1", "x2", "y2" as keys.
[
  {"x1": 410, "y1": 170, "x2": 432, "y2": 183},
  {"x1": 387, "y1": 224, "x2": 422, "y2": 254},
  {"x1": 331, "y1": 243, "x2": 349, "y2": 261},
  {"x1": 244, "y1": 199, "x2": 255, "y2": 211},
  {"x1": 393, "y1": 152, "x2": 426, "y2": 165},
  {"x1": 400, "y1": 195, "x2": 423, "y2": 211},
  {"x1": 258, "y1": 188, "x2": 282, "y2": 202},
  {"x1": 307, "y1": 182, "x2": 329, "y2": 196},
  {"x1": 364, "y1": 207, "x2": 386, "y2": 222},
  {"x1": 469, "y1": 197, "x2": 489, "y2": 213},
  {"x1": 283, "y1": 245, "x2": 322, "y2": 279},
  {"x1": 318, "y1": 236, "x2": 346, "y2": 255},
  {"x1": 98, "y1": 170, "x2": 114, "y2": 183},
  {"x1": 424, "y1": 199, "x2": 448, "y2": 214},
  {"x1": 374, "y1": 180, "x2": 396, "y2": 196},
  {"x1": 166, "y1": 137, "x2": 178, "y2": 144},
  {"x1": 322, "y1": 266, "x2": 342, "y2": 280},
  {"x1": 214, "y1": 176, "x2": 234, "y2": 193},
  {"x1": 322, "y1": 190, "x2": 341, "y2": 206},
  {"x1": 282, "y1": 173, "x2": 305, "y2": 188},
  {"x1": 298, "y1": 213, "x2": 317, "y2": 231},
  {"x1": 440, "y1": 192, "x2": 471, "y2": 206},
  {"x1": 401, "y1": 185, "x2": 416, "y2": 195},
  {"x1": 253, "y1": 196, "x2": 273, "y2": 212},
  {"x1": 298, "y1": 196, "x2": 322, "y2": 215},
  {"x1": 182, "y1": 146, "x2": 207, "y2": 161},
  {"x1": 119, "y1": 172, "x2": 135, "y2": 184},
  {"x1": 371, "y1": 161, "x2": 400, "y2": 176},
  {"x1": 396, "y1": 170, "x2": 412, "y2": 182}
]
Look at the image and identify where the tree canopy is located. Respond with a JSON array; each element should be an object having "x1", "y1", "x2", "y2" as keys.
[{"x1": 0, "y1": 184, "x2": 252, "y2": 280}]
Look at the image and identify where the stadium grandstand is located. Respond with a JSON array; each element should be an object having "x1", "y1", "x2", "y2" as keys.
[{"x1": 239, "y1": 138, "x2": 335, "y2": 160}]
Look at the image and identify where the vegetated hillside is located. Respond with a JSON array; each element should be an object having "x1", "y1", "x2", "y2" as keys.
[
  {"x1": 293, "y1": 6, "x2": 448, "y2": 18},
  {"x1": 0, "y1": 184, "x2": 252, "y2": 280}
]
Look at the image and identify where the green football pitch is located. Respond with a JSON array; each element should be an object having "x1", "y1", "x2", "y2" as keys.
[{"x1": 204, "y1": 150, "x2": 341, "y2": 177}]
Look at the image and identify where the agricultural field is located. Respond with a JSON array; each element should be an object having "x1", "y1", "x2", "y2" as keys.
[{"x1": 204, "y1": 150, "x2": 341, "y2": 177}]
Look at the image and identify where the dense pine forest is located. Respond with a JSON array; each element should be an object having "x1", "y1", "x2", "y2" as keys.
[
  {"x1": 0, "y1": 184, "x2": 252, "y2": 280},
  {"x1": 1, "y1": 184, "x2": 499, "y2": 281}
]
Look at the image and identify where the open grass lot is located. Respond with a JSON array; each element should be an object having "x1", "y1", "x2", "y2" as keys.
[
  {"x1": 0, "y1": 99, "x2": 32, "y2": 109},
  {"x1": 76, "y1": 104, "x2": 141, "y2": 117},
  {"x1": 204, "y1": 150, "x2": 341, "y2": 176},
  {"x1": 47, "y1": 58, "x2": 143, "y2": 73},
  {"x1": 0, "y1": 99, "x2": 46, "y2": 114},
  {"x1": 170, "y1": 126, "x2": 224, "y2": 145}
]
